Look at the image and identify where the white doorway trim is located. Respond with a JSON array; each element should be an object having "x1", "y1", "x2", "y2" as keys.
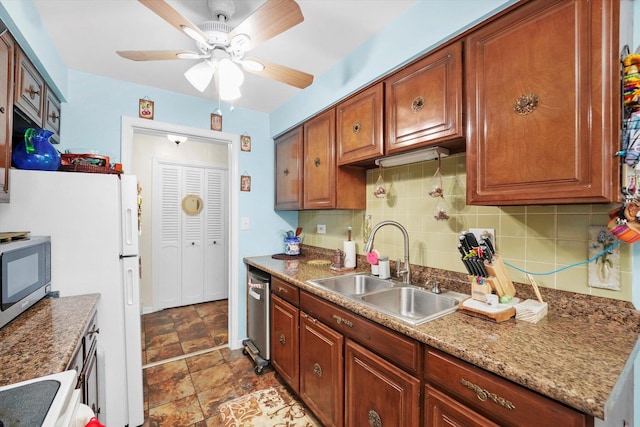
[{"x1": 120, "y1": 116, "x2": 240, "y2": 350}]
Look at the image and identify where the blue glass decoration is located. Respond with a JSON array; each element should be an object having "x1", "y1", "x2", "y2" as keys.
[{"x1": 12, "y1": 128, "x2": 61, "y2": 171}]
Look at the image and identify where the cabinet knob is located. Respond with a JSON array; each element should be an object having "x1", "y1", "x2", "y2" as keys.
[
  {"x1": 49, "y1": 112, "x2": 59, "y2": 123},
  {"x1": 368, "y1": 410, "x2": 382, "y2": 427},
  {"x1": 460, "y1": 378, "x2": 516, "y2": 410},
  {"x1": 411, "y1": 96, "x2": 425, "y2": 112},
  {"x1": 283, "y1": 168, "x2": 289, "y2": 176},
  {"x1": 88, "y1": 327, "x2": 100, "y2": 337},
  {"x1": 352, "y1": 121, "x2": 361, "y2": 134},
  {"x1": 278, "y1": 286, "x2": 288, "y2": 293},
  {"x1": 332, "y1": 314, "x2": 353, "y2": 328},
  {"x1": 514, "y1": 93, "x2": 539, "y2": 115},
  {"x1": 27, "y1": 85, "x2": 40, "y2": 100},
  {"x1": 0, "y1": 106, "x2": 5, "y2": 114},
  {"x1": 314, "y1": 157, "x2": 321, "y2": 167},
  {"x1": 279, "y1": 333, "x2": 286, "y2": 345},
  {"x1": 313, "y1": 362, "x2": 323, "y2": 378}
]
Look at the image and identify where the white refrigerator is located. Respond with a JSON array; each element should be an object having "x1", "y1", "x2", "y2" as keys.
[{"x1": 0, "y1": 169, "x2": 144, "y2": 427}]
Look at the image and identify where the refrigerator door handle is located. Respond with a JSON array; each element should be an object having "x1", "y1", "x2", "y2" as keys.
[{"x1": 125, "y1": 266, "x2": 135, "y2": 306}]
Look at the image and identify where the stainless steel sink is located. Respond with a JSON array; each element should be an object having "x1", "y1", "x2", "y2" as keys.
[
  {"x1": 359, "y1": 286, "x2": 459, "y2": 325},
  {"x1": 307, "y1": 274, "x2": 460, "y2": 325},
  {"x1": 308, "y1": 274, "x2": 394, "y2": 295}
]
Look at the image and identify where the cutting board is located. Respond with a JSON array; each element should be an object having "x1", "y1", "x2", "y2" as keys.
[
  {"x1": 0, "y1": 231, "x2": 30, "y2": 243},
  {"x1": 459, "y1": 297, "x2": 519, "y2": 322}
]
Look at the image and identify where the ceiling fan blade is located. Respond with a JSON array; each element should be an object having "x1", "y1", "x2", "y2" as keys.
[
  {"x1": 117, "y1": 50, "x2": 202, "y2": 61},
  {"x1": 242, "y1": 57, "x2": 313, "y2": 89},
  {"x1": 138, "y1": 0, "x2": 209, "y2": 43},
  {"x1": 228, "y1": 0, "x2": 303, "y2": 51}
]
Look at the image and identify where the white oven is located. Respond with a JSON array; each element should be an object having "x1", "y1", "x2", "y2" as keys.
[{"x1": 0, "y1": 370, "x2": 97, "y2": 426}]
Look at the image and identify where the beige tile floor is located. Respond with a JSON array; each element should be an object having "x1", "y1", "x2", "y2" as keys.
[{"x1": 141, "y1": 300, "x2": 283, "y2": 426}]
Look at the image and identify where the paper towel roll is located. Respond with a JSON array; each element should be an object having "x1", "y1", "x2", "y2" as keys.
[{"x1": 343, "y1": 241, "x2": 356, "y2": 268}]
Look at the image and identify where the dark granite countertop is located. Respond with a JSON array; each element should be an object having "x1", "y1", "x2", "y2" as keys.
[
  {"x1": 245, "y1": 253, "x2": 640, "y2": 420},
  {"x1": 0, "y1": 293, "x2": 100, "y2": 386}
]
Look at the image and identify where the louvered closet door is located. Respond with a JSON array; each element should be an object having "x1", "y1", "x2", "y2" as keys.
[
  {"x1": 157, "y1": 164, "x2": 182, "y2": 309},
  {"x1": 181, "y1": 167, "x2": 205, "y2": 305},
  {"x1": 204, "y1": 168, "x2": 228, "y2": 301}
]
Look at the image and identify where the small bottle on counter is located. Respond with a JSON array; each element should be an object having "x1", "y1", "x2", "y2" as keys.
[{"x1": 378, "y1": 256, "x2": 390, "y2": 279}]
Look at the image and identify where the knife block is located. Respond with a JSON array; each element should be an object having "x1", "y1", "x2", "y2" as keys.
[{"x1": 483, "y1": 255, "x2": 516, "y2": 297}]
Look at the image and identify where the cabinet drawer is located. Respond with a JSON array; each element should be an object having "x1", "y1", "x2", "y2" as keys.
[
  {"x1": 14, "y1": 48, "x2": 44, "y2": 125},
  {"x1": 300, "y1": 291, "x2": 420, "y2": 374},
  {"x1": 272, "y1": 276, "x2": 299, "y2": 306},
  {"x1": 425, "y1": 348, "x2": 590, "y2": 427}
]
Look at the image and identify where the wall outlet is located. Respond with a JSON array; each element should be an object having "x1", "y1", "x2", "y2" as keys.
[
  {"x1": 469, "y1": 228, "x2": 495, "y2": 246},
  {"x1": 317, "y1": 224, "x2": 326, "y2": 234}
]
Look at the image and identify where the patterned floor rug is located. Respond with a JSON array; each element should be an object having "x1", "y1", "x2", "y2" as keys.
[{"x1": 218, "y1": 385, "x2": 320, "y2": 427}]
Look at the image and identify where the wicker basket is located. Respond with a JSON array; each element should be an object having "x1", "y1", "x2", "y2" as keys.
[{"x1": 59, "y1": 164, "x2": 121, "y2": 175}]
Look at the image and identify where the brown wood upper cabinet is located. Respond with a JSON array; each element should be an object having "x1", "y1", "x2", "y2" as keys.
[
  {"x1": 336, "y1": 83, "x2": 384, "y2": 166},
  {"x1": 14, "y1": 46, "x2": 62, "y2": 143},
  {"x1": 274, "y1": 126, "x2": 304, "y2": 210},
  {"x1": 385, "y1": 42, "x2": 463, "y2": 155},
  {"x1": 303, "y1": 109, "x2": 366, "y2": 210},
  {"x1": 0, "y1": 31, "x2": 14, "y2": 203},
  {"x1": 465, "y1": 0, "x2": 621, "y2": 205}
]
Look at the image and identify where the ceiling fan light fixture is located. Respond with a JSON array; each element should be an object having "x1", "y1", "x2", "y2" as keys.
[
  {"x1": 181, "y1": 25, "x2": 207, "y2": 44},
  {"x1": 218, "y1": 58, "x2": 244, "y2": 87},
  {"x1": 219, "y1": 84, "x2": 241, "y2": 101},
  {"x1": 184, "y1": 60, "x2": 216, "y2": 92},
  {"x1": 167, "y1": 134, "x2": 188, "y2": 145}
]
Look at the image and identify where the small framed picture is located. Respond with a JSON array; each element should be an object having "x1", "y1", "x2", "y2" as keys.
[
  {"x1": 240, "y1": 175, "x2": 251, "y2": 192},
  {"x1": 139, "y1": 99, "x2": 154, "y2": 120},
  {"x1": 211, "y1": 112, "x2": 222, "y2": 131},
  {"x1": 241, "y1": 135, "x2": 251, "y2": 152}
]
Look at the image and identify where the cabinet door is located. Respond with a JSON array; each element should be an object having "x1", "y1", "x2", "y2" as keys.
[
  {"x1": 274, "y1": 127, "x2": 303, "y2": 210},
  {"x1": 345, "y1": 339, "x2": 420, "y2": 427},
  {"x1": 14, "y1": 47, "x2": 44, "y2": 125},
  {"x1": 337, "y1": 83, "x2": 384, "y2": 165},
  {"x1": 0, "y1": 32, "x2": 13, "y2": 203},
  {"x1": 300, "y1": 311, "x2": 344, "y2": 427},
  {"x1": 385, "y1": 42, "x2": 463, "y2": 154},
  {"x1": 465, "y1": 0, "x2": 620, "y2": 205},
  {"x1": 44, "y1": 87, "x2": 61, "y2": 143},
  {"x1": 181, "y1": 167, "x2": 205, "y2": 305},
  {"x1": 270, "y1": 295, "x2": 299, "y2": 392},
  {"x1": 84, "y1": 340, "x2": 101, "y2": 419},
  {"x1": 425, "y1": 385, "x2": 499, "y2": 427},
  {"x1": 304, "y1": 109, "x2": 336, "y2": 209}
]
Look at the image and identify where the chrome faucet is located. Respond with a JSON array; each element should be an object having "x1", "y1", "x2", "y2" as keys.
[{"x1": 364, "y1": 220, "x2": 411, "y2": 284}]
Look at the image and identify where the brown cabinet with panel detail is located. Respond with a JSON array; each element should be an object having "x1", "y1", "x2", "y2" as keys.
[
  {"x1": 14, "y1": 46, "x2": 62, "y2": 144},
  {"x1": 270, "y1": 278, "x2": 300, "y2": 392},
  {"x1": 0, "y1": 30, "x2": 14, "y2": 203},
  {"x1": 424, "y1": 347, "x2": 592, "y2": 427},
  {"x1": 336, "y1": 83, "x2": 384, "y2": 166},
  {"x1": 385, "y1": 42, "x2": 463, "y2": 155},
  {"x1": 274, "y1": 127, "x2": 304, "y2": 210},
  {"x1": 465, "y1": 0, "x2": 621, "y2": 205}
]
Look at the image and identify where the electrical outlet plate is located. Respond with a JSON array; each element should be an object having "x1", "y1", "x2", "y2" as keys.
[
  {"x1": 469, "y1": 228, "x2": 495, "y2": 246},
  {"x1": 317, "y1": 224, "x2": 326, "y2": 234}
]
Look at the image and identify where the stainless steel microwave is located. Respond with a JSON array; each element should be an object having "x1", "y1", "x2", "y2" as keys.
[{"x1": 0, "y1": 236, "x2": 51, "y2": 329}]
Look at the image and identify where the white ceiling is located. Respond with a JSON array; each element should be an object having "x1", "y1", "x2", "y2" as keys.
[{"x1": 32, "y1": 0, "x2": 418, "y2": 113}]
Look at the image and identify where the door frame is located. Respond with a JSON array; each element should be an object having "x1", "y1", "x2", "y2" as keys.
[{"x1": 120, "y1": 116, "x2": 240, "y2": 349}]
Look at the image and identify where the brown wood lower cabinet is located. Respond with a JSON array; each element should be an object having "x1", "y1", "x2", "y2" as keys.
[
  {"x1": 270, "y1": 294, "x2": 299, "y2": 392},
  {"x1": 345, "y1": 339, "x2": 420, "y2": 427},
  {"x1": 425, "y1": 384, "x2": 499, "y2": 427},
  {"x1": 299, "y1": 311, "x2": 344, "y2": 427}
]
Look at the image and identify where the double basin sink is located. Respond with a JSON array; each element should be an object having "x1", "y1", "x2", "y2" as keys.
[{"x1": 307, "y1": 274, "x2": 461, "y2": 325}]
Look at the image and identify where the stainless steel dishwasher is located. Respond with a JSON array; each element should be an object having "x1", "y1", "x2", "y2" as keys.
[{"x1": 242, "y1": 267, "x2": 271, "y2": 374}]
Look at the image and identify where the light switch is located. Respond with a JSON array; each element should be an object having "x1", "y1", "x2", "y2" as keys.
[{"x1": 241, "y1": 217, "x2": 250, "y2": 230}]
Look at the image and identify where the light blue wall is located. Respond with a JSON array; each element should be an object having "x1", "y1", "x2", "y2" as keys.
[
  {"x1": 270, "y1": 0, "x2": 516, "y2": 137},
  {"x1": 0, "y1": 1, "x2": 298, "y2": 341}
]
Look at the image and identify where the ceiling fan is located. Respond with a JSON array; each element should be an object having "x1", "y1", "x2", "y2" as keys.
[{"x1": 117, "y1": 0, "x2": 314, "y2": 100}]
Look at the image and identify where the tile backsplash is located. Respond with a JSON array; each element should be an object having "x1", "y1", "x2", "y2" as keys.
[{"x1": 299, "y1": 153, "x2": 633, "y2": 302}]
